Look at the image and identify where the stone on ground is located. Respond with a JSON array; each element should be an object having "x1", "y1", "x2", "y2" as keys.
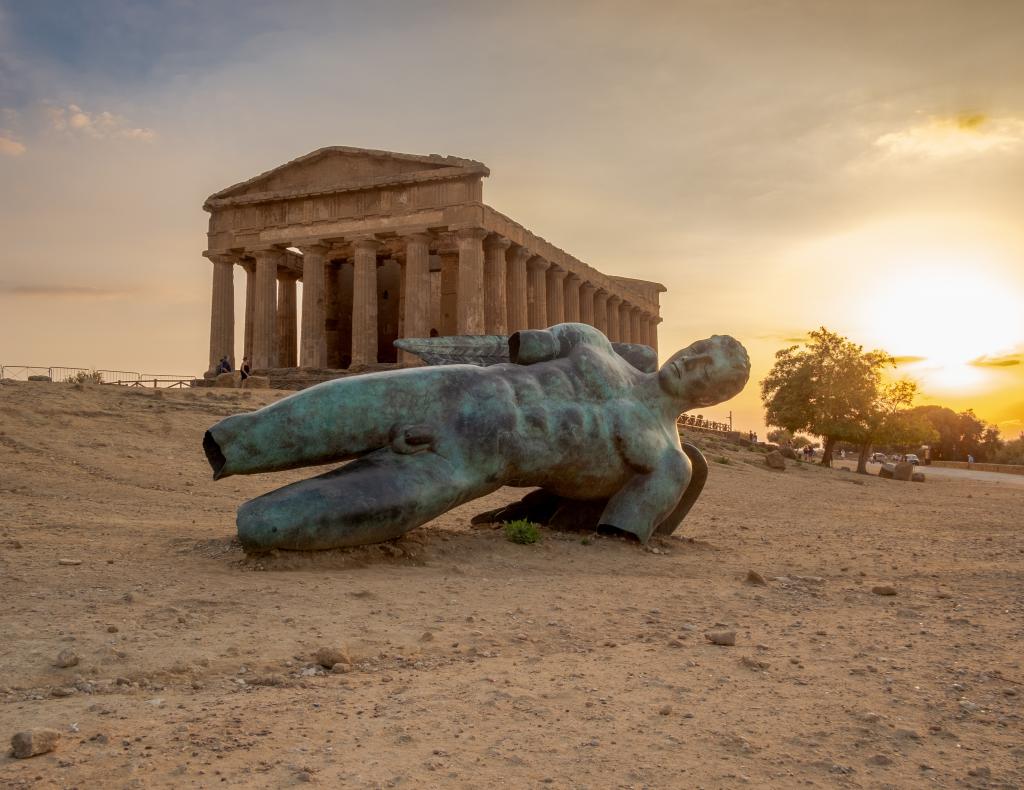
[{"x1": 11, "y1": 728, "x2": 61, "y2": 758}]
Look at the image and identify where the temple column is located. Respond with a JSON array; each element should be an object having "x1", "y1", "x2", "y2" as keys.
[
  {"x1": 631, "y1": 307, "x2": 643, "y2": 346},
  {"x1": 276, "y1": 269, "x2": 299, "y2": 368},
  {"x1": 439, "y1": 251, "x2": 458, "y2": 336},
  {"x1": 546, "y1": 267, "x2": 567, "y2": 326},
  {"x1": 506, "y1": 246, "x2": 531, "y2": 332},
  {"x1": 298, "y1": 244, "x2": 329, "y2": 368},
  {"x1": 563, "y1": 274, "x2": 581, "y2": 322},
  {"x1": 456, "y1": 228, "x2": 487, "y2": 334},
  {"x1": 351, "y1": 238, "x2": 381, "y2": 367},
  {"x1": 652, "y1": 316, "x2": 661, "y2": 353},
  {"x1": 206, "y1": 254, "x2": 235, "y2": 373},
  {"x1": 579, "y1": 282, "x2": 596, "y2": 326},
  {"x1": 593, "y1": 289, "x2": 609, "y2": 335},
  {"x1": 606, "y1": 295, "x2": 622, "y2": 342},
  {"x1": 527, "y1": 257, "x2": 550, "y2": 329},
  {"x1": 400, "y1": 233, "x2": 432, "y2": 365},
  {"x1": 242, "y1": 260, "x2": 255, "y2": 363},
  {"x1": 483, "y1": 234, "x2": 510, "y2": 334},
  {"x1": 251, "y1": 248, "x2": 282, "y2": 370},
  {"x1": 619, "y1": 302, "x2": 633, "y2": 343}
]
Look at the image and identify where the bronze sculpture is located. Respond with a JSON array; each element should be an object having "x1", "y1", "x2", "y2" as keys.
[{"x1": 203, "y1": 323, "x2": 749, "y2": 551}]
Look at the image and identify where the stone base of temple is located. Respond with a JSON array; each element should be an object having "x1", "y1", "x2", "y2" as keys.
[{"x1": 194, "y1": 365, "x2": 402, "y2": 391}]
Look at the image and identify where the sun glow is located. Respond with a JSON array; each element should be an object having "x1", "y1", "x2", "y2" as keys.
[{"x1": 859, "y1": 260, "x2": 1022, "y2": 394}]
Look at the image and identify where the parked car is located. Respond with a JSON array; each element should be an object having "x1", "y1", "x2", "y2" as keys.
[
  {"x1": 870, "y1": 452, "x2": 886, "y2": 463},
  {"x1": 902, "y1": 454, "x2": 920, "y2": 465}
]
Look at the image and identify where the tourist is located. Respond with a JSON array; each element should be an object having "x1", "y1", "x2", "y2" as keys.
[
  {"x1": 240, "y1": 357, "x2": 251, "y2": 380},
  {"x1": 218, "y1": 356, "x2": 232, "y2": 374}
]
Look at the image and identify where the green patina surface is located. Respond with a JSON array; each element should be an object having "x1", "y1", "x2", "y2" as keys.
[{"x1": 204, "y1": 323, "x2": 749, "y2": 551}]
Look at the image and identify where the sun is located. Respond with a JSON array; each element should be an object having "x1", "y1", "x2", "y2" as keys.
[{"x1": 858, "y1": 259, "x2": 1022, "y2": 394}]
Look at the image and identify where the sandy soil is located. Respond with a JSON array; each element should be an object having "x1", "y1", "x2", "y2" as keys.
[{"x1": 0, "y1": 380, "x2": 1021, "y2": 789}]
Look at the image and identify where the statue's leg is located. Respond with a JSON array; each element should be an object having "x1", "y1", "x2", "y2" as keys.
[{"x1": 236, "y1": 449, "x2": 485, "y2": 551}]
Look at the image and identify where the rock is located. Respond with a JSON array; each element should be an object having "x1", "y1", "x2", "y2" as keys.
[
  {"x1": 50, "y1": 687, "x2": 75, "y2": 698},
  {"x1": 241, "y1": 375, "x2": 270, "y2": 390},
  {"x1": 705, "y1": 629, "x2": 736, "y2": 646},
  {"x1": 911, "y1": 472, "x2": 925, "y2": 483},
  {"x1": 879, "y1": 463, "x2": 895, "y2": 479},
  {"x1": 867, "y1": 754, "x2": 893, "y2": 766},
  {"x1": 330, "y1": 662, "x2": 351, "y2": 674},
  {"x1": 11, "y1": 728, "x2": 60, "y2": 758},
  {"x1": 57, "y1": 559, "x2": 82, "y2": 566},
  {"x1": 764, "y1": 451, "x2": 786, "y2": 470},
  {"x1": 54, "y1": 649, "x2": 79, "y2": 668},
  {"x1": 779, "y1": 446, "x2": 798, "y2": 460},
  {"x1": 658, "y1": 704, "x2": 672, "y2": 715},
  {"x1": 895, "y1": 728, "x2": 921, "y2": 740},
  {"x1": 314, "y1": 646, "x2": 350, "y2": 668},
  {"x1": 893, "y1": 462, "x2": 914, "y2": 482},
  {"x1": 740, "y1": 656, "x2": 769, "y2": 671},
  {"x1": 871, "y1": 585, "x2": 897, "y2": 596},
  {"x1": 744, "y1": 570, "x2": 767, "y2": 586},
  {"x1": 213, "y1": 372, "x2": 241, "y2": 388}
]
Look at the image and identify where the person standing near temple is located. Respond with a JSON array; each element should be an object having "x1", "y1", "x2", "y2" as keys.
[{"x1": 240, "y1": 357, "x2": 251, "y2": 381}]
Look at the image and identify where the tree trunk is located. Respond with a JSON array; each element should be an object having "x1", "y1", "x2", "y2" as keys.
[
  {"x1": 820, "y1": 436, "x2": 836, "y2": 468},
  {"x1": 856, "y1": 442, "x2": 871, "y2": 474}
]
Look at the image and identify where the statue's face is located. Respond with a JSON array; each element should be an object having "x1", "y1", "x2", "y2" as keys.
[{"x1": 658, "y1": 335, "x2": 750, "y2": 408}]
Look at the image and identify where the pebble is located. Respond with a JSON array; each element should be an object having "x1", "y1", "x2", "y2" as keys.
[
  {"x1": 51, "y1": 687, "x2": 76, "y2": 698},
  {"x1": 315, "y1": 647, "x2": 350, "y2": 668},
  {"x1": 11, "y1": 728, "x2": 61, "y2": 758},
  {"x1": 867, "y1": 754, "x2": 893, "y2": 766},
  {"x1": 54, "y1": 649, "x2": 79, "y2": 668},
  {"x1": 704, "y1": 629, "x2": 736, "y2": 646},
  {"x1": 57, "y1": 559, "x2": 82, "y2": 566},
  {"x1": 658, "y1": 704, "x2": 672, "y2": 716},
  {"x1": 106, "y1": 625, "x2": 118, "y2": 633},
  {"x1": 745, "y1": 570, "x2": 767, "y2": 586},
  {"x1": 871, "y1": 585, "x2": 897, "y2": 596}
]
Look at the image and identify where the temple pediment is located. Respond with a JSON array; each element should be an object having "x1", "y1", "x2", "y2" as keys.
[{"x1": 205, "y1": 146, "x2": 488, "y2": 207}]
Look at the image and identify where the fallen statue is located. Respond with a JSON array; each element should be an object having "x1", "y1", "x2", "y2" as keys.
[{"x1": 203, "y1": 323, "x2": 749, "y2": 551}]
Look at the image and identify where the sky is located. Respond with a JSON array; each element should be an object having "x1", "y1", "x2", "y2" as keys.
[{"x1": 1, "y1": 0, "x2": 1023, "y2": 437}]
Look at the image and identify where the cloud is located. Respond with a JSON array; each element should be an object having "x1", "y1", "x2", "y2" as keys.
[
  {"x1": 874, "y1": 114, "x2": 1024, "y2": 160},
  {"x1": 0, "y1": 282, "x2": 131, "y2": 300},
  {"x1": 46, "y1": 103, "x2": 155, "y2": 141},
  {"x1": 0, "y1": 132, "x2": 24, "y2": 155},
  {"x1": 969, "y1": 352, "x2": 1021, "y2": 368}
]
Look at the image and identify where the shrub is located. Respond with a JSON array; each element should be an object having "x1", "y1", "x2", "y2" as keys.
[
  {"x1": 503, "y1": 519, "x2": 540, "y2": 545},
  {"x1": 64, "y1": 370, "x2": 104, "y2": 385},
  {"x1": 716, "y1": 456, "x2": 731, "y2": 465}
]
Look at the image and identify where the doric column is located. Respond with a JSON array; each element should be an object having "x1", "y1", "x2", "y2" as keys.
[
  {"x1": 400, "y1": 233, "x2": 432, "y2": 365},
  {"x1": 527, "y1": 257, "x2": 550, "y2": 329},
  {"x1": 298, "y1": 244, "x2": 329, "y2": 368},
  {"x1": 242, "y1": 260, "x2": 255, "y2": 362},
  {"x1": 276, "y1": 269, "x2": 299, "y2": 368},
  {"x1": 606, "y1": 295, "x2": 622, "y2": 342},
  {"x1": 563, "y1": 274, "x2": 581, "y2": 322},
  {"x1": 207, "y1": 254, "x2": 235, "y2": 373},
  {"x1": 579, "y1": 282, "x2": 596, "y2": 326},
  {"x1": 631, "y1": 307, "x2": 644, "y2": 346},
  {"x1": 619, "y1": 302, "x2": 633, "y2": 343},
  {"x1": 251, "y1": 248, "x2": 282, "y2": 370},
  {"x1": 483, "y1": 234, "x2": 510, "y2": 335},
  {"x1": 439, "y1": 252, "x2": 458, "y2": 336},
  {"x1": 456, "y1": 228, "x2": 487, "y2": 335},
  {"x1": 593, "y1": 289, "x2": 609, "y2": 334},
  {"x1": 651, "y1": 316, "x2": 661, "y2": 353},
  {"x1": 546, "y1": 267, "x2": 567, "y2": 326},
  {"x1": 505, "y1": 246, "x2": 531, "y2": 332},
  {"x1": 350, "y1": 238, "x2": 381, "y2": 367}
]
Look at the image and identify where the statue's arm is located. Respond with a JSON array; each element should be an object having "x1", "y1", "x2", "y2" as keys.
[
  {"x1": 598, "y1": 446, "x2": 690, "y2": 544},
  {"x1": 510, "y1": 323, "x2": 614, "y2": 365}
]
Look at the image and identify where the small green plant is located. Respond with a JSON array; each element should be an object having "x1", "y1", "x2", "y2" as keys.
[
  {"x1": 64, "y1": 370, "x2": 104, "y2": 385},
  {"x1": 503, "y1": 519, "x2": 540, "y2": 545},
  {"x1": 716, "y1": 456, "x2": 731, "y2": 465},
  {"x1": 580, "y1": 536, "x2": 592, "y2": 546}
]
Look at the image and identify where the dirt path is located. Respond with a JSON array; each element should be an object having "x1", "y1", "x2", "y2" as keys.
[{"x1": 1, "y1": 381, "x2": 1022, "y2": 788}]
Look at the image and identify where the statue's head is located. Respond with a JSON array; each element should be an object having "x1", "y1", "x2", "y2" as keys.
[{"x1": 658, "y1": 335, "x2": 750, "y2": 409}]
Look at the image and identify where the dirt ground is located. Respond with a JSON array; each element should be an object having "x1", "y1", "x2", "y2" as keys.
[{"x1": 0, "y1": 380, "x2": 1021, "y2": 789}]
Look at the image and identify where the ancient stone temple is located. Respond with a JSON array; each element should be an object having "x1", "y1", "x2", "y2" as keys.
[{"x1": 202, "y1": 146, "x2": 665, "y2": 382}]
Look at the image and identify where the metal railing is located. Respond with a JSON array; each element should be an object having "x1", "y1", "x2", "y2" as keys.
[
  {"x1": 676, "y1": 413, "x2": 733, "y2": 434},
  {"x1": 1, "y1": 365, "x2": 196, "y2": 388}
]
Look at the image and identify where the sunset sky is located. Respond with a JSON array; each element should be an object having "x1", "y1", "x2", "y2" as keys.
[{"x1": 1, "y1": 1, "x2": 1022, "y2": 436}]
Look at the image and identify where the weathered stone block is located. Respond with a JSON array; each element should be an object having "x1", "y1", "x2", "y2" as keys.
[
  {"x1": 764, "y1": 450, "x2": 786, "y2": 470},
  {"x1": 214, "y1": 372, "x2": 240, "y2": 388},
  {"x1": 911, "y1": 471, "x2": 925, "y2": 483},
  {"x1": 879, "y1": 463, "x2": 895, "y2": 479},
  {"x1": 240, "y1": 375, "x2": 270, "y2": 390},
  {"x1": 893, "y1": 462, "x2": 914, "y2": 481},
  {"x1": 11, "y1": 728, "x2": 60, "y2": 758}
]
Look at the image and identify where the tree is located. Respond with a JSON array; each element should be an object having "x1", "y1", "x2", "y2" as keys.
[
  {"x1": 766, "y1": 428, "x2": 793, "y2": 445},
  {"x1": 846, "y1": 380, "x2": 938, "y2": 474},
  {"x1": 908, "y1": 406, "x2": 1001, "y2": 461},
  {"x1": 761, "y1": 328, "x2": 893, "y2": 468}
]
